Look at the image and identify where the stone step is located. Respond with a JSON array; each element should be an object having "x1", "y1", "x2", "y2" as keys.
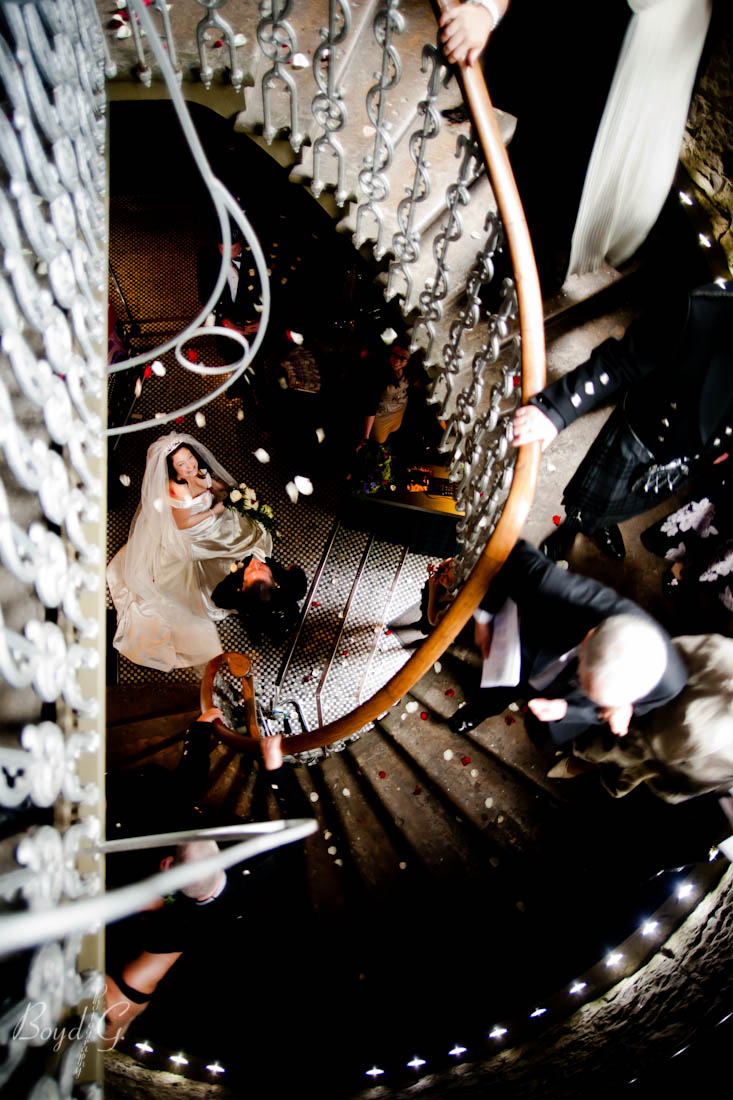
[
  {"x1": 319, "y1": 753, "x2": 405, "y2": 893},
  {"x1": 378, "y1": 694, "x2": 555, "y2": 858},
  {"x1": 347, "y1": 727, "x2": 486, "y2": 879}
]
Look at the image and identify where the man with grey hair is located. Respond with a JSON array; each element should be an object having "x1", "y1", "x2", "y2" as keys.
[{"x1": 448, "y1": 540, "x2": 687, "y2": 749}]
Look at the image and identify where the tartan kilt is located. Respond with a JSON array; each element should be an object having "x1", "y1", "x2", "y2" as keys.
[{"x1": 562, "y1": 408, "x2": 687, "y2": 528}]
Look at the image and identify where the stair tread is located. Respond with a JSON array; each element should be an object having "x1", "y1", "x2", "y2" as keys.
[{"x1": 348, "y1": 731, "x2": 486, "y2": 878}]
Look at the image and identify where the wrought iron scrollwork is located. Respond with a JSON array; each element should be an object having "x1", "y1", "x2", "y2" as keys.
[
  {"x1": 386, "y1": 42, "x2": 448, "y2": 308},
  {"x1": 257, "y1": 0, "x2": 302, "y2": 150},
  {"x1": 196, "y1": 0, "x2": 243, "y2": 93},
  {"x1": 311, "y1": 0, "x2": 351, "y2": 206},
  {"x1": 354, "y1": 0, "x2": 404, "y2": 255}
]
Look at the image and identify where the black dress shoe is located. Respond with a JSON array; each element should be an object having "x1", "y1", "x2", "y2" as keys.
[
  {"x1": 448, "y1": 706, "x2": 482, "y2": 735},
  {"x1": 540, "y1": 523, "x2": 578, "y2": 562},
  {"x1": 590, "y1": 524, "x2": 626, "y2": 561}
]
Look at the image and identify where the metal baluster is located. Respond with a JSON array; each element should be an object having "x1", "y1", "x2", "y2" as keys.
[
  {"x1": 195, "y1": 0, "x2": 244, "y2": 93},
  {"x1": 153, "y1": 0, "x2": 181, "y2": 84},
  {"x1": 354, "y1": 0, "x2": 404, "y2": 255},
  {"x1": 257, "y1": 0, "x2": 302, "y2": 150},
  {"x1": 311, "y1": 0, "x2": 352, "y2": 206},
  {"x1": 386, "y1": 42, "x2": 447, "y2": 308}
]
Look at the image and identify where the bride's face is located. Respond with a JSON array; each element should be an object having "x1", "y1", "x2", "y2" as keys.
[{"x1": 171, "y1": 448, "x2": 199, "y2": 480}]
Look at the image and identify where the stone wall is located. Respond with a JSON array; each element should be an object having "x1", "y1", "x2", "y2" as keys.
[{"x1": 681, "y1": 3, "x2": 733, "y2": 268}]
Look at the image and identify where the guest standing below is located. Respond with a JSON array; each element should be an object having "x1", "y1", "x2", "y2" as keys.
[
  {"x1": 107, "y1": 433, "x2": 271, "y2": 672},
  {"x1": 448, "y1": 540, "x2": 687, "y2": 749},
  {"x1": 359, "y1": 343, "x2": 413, "y2": 448}
]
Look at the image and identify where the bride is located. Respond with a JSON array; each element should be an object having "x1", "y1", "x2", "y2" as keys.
[{"x1": 107, "y1": 432, "x2": 272, "y2": 671}]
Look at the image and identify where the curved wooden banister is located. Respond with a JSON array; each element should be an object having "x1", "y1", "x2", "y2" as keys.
[{"x1": 203, "y1": 6, "x2": 545, "y2": 757}]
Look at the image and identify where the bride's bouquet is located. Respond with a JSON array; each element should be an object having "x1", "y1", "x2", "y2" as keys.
[{"x1": 224, "y1": 483, "x2": 278, "y2": 537}]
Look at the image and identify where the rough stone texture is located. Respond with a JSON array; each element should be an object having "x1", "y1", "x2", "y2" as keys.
[
  {"x1": 358, "y1": 865, "x2": 733, "y2": 1100},
  {"x1": 104, "y1": 1051, "x2": 236, "y2": 1100},
  {"x1": 681, "y1": 7, "x2": 733, "y2": 267}
]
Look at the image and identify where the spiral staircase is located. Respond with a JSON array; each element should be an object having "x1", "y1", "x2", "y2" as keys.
[{"x1": 1, "y1": 3, "x2": 732, "y2": 1100}]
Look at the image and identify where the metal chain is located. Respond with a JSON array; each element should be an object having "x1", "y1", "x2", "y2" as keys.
[{"x1": 311, "y1": 0, "x2": 352, "y2": 206}]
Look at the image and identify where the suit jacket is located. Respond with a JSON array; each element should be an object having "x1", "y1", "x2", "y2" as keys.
[
  {"x1": 529, "y1": 284, "x2": 733, "y2": 464},
  {"x1": 196, "y1": 243, "x2": 252, "y2": 326},
  {"x1": 576, "y1": 634, "x2": 733, "y2": 803},
  {"x1": 481, "y1": 540, "x2": 687, "y2": 744}
]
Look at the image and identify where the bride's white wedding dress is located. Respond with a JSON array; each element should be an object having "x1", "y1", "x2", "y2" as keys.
[{"x1": 108, "y1": 437, "x2": 272, "y2": 672}]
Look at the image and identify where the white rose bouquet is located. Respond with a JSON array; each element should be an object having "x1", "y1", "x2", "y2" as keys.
[{"x1": 225, "y1": 483, "x2": 278, "y2": 537}]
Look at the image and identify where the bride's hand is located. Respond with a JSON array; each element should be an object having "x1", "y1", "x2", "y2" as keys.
[{"x1": 211, "y1": 501, "x2": 225, "y2": 515}]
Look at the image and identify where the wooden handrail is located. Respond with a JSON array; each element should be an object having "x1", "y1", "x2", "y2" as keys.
[{"x1": 202, "y1": 6, "x2": 545, "y2": 757}]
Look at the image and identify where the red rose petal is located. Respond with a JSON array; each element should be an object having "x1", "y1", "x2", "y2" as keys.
[
  {"x1": 312, "y1": 601, "x2": 319, "y2": 608},
  {"x1": 175, "y1": 416, "x2": 185, "y2": 424},
  {"x1": 378, "y1": 771, "x2": 386, "y2": 779},
  {"x1": 445, "y1": 688, "x2": 455, "y2": 697},
  {"x1": 213, "y1": 39, "x2": 223, "y2": 48},
  {"x1": 185, "y1": 348, "x2": 198, "y2": 363},
  {"x1": 513, "y1": 376, "x2": 520, "y2": 388},
  {"x1": 385, "y1": 629, "x2": 392, "y2": 636},
  {"x1": 143, "y1": 365, "x2": 152, "y2": 379},
  {"x1": 420, "y1": 711, "x2": 428, "y2": 720},
  {"x1": 343, "y1": 650, "x2": 348, "y2": 656},
  {"x1": 461, "y1": 756, "x2": 471, "y2": 766},
  {"x1": 504, "y1": 716, "x2": 515, "y2": 726},
  {"x1": 414, "y1": 785, "x2": 422, "y2": 795},
  {"x1": 552, "y1": 515, "x2": 562, "y2": 526}
]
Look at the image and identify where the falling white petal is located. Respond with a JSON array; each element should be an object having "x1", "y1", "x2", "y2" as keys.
[
  {"x1": 204, "y1": 313, "x2": 216, "y2": 328},
  {"x1": 405, "y1": 700, "x2": 418, "y2": 713},
  {"x1": 119, "y1": 474, "x2": 131, "y2": 487},
  {"x1": 195, "y1": 411, "x2": 206, "y2": 428},
  {"x1": 116, "y1": 25, "x2": 132, "y2": 38},
  {"x1": 253, "y1": 448, "x2": 270, "y2": 463},
  {"x1": 294, "y1": 475, "x2": 313, "y2": 495},
  {"x1": 316, "y1": 427, "x2": 325, "y2": 443},
  {"x1": 285, "y1": 481, "x2": 298, "y2": 503},
  {"x1": 380, "y1": 327, "x2": 397, "y2": 345},
  {"x1": 134, "y1": 378, "x2": 142, "y2": 397},
  {"x1": 288, "y1": 330, "x2": 304, "y2": 345},
  {"x1": 151, "y1": 360, "x2": 165, "y2": 376},
  {"x1": 291, "y1": 53, "x2": 308, "y2": 69}
]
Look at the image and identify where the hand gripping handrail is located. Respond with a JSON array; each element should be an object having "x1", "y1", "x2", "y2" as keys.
[
  {"x1": 201, "y1": 1, "x2": 545, "y2": 757},
  {"x1": 0, "y1": 819, "x2": 316, "y2": 959}
]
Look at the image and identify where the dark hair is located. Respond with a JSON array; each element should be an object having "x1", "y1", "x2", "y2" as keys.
[
  {"x1": 239, "y1": 581, "x2": 299, "y2": 644},
  {"x1": 167, "y1": 444, "x2": 206, "y2": 484}
]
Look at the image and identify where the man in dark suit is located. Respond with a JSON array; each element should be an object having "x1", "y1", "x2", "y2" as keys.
[
  {"x1": 448, "y1": 540, "x2": 687, "y2": 749},
  {"x1": 512, "y1": 283, "x2": 733, "y2": 560},
  {"x1": 196, "y1": 225, "x2": 260, "y2": 361}
]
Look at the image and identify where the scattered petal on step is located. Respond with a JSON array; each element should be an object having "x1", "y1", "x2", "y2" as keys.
[
  {"x1": 119, "y1": 474, "x2": 131, "y2": 487},
  {"x1": 311, "y1": 668, "x2": 319, "y2": 675},
  {"x1": 213, "y1": 39, "x2": 223, "y2": 48},
  {"x1": 195, "y1": 411, "x2": 206, "y2": 427},
  {"x1": 445, "y1": 688, "x2": 454, "y2": 697},
  {"x1": 405, "y1": 701, "x2": 418, "y2": 713},
  {"x1": 420, "y1": 712, "x2": 428, "y2": 720},
  {"x1": 508, "y1": 702, "x2": 519, "y2": 712},
  {"x1": 400, "y1": 713, "x2": 407, "y2": 721},
  {"x1": 443, "y1": 749, "x2": 454, "y2": 761},
  {"x1": 362, "y1": 125, "x2": 375, "y2": 137},
  {"x1": 384, "y1": 628, "x2": 392, "y2": 635},
  {"x1": 504, "y1": 716, "x2": 515, "y2": 726},
  {"x1": 546, "y1": 461, "x2": 557, "y2": 472},
  {"x1": 460, "y1": 756, "x2": 471, "y2": 766},
  {"x1": 291, "y1": 52, "x2": 309, "y2": 69},
  {"x1": 323, "y1": 830, "x2": 331, "y2": 839},
  {"x1": 414, "y1": 785, "x2": 422, "y2": 795},
  {"x1": 497, "y1": 814, "x2": 504, "y2": 823},
  {"x1": 470, "y1": 768, "x2": 478, "y2": 778},
  {"x1": 433, "y1": 661, "x2": 442, "y2": 674},
  {"x1": 343, "y1": 650, "x2": 348, "y2": 656},
  {"x1": 233, "y1": 33, "x2": 247, "y2": 46},
  {"x1": 552, "y1": 514, "x2": 562, "y2": 526},
  {"x1": 309, "y1": 791, "x2": 319, "y2": 803},
  {"x1": 471, "y1": 230, "x2": 482, "y2": 239},
  {"x1": 378, "y1": 771, "x2": 386, "y2": 779},
  {"x1": 116, "y1": 25, "x2": 132, "y2": 38},
  {"x1": 253, "y1": 447, "x2": 270, "y2": 463},
  {"x1": 334, "y1": 858, "x2": 343, "y2": 866},
  {"x1": 399, "y1": 862, "x2": 407, "y2": 870},
  {"x1": 342, "y1": 787, "x2": 351, "y2": 797},
  {"x1": 484, "y1": 797, "x2": 493, "y2": 808},
  {"x1": 327, "y1": 846, "x2": 337, "y2": 856}
]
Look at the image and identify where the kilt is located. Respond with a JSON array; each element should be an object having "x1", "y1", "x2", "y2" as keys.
[{"x1": 562, "y1": 407, "x2": 689, "y2": 528}]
